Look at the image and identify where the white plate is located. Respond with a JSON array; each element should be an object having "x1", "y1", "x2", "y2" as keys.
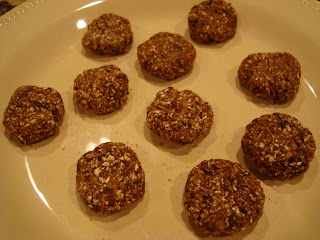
[{"x1": 1, "y1": 0, "x2": 320, "y2": 239}]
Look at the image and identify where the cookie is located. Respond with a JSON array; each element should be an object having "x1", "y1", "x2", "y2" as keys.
[
  {"x1": 0, "y1": 1, "x2": 15, "y2": 16},
  {"x1": 76, "y1": 142, "x2": 145, "y2": 215},
  {"x1": 188, "y1": 0, "x2": 237, "y2": 43},
  {"x1": 146, "y1": 87, "x2": 213, "y2": 144},
  {"x1": 242, "y1": 113, "x2": 316, "y2": 179},
  {"x1": 82, "y1": 13, "x2": 133, "y2": 55},
  {"x1": 238, "y1": 52, "x2": 301, "y2": 103},
  {"x1": 3, "y1": 85, "x2": 65, "y2": 144},
  {"x1": 137, "y1": 32, "x2": 196, "y2": 80},
  {"x1": 184, "y1": 159, "x2": 265, "y2": 235},
  {"x1": 74, "y1": 65, "x2": 129, "y2": 114}
]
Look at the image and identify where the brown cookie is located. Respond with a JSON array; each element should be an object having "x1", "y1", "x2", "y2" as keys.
[
  {"x1": 238, "y1": 52, "x2": 301, "y2": 103},
  {"x1": 188, "y1": 0, "x2": 237, "y2": 43},
  {"x1": 82, "y1": 13, "x2": 133, "y2": 55},
  {"x1": 74, "y1": 65, "x2": 129, "y2": 115},
  {"x1": 3, "y1": 85, "x2": 65, "y2": 144},
  {"x1": 0, "y1": 1, "x2": 15, "y2": 16},
  {"x1": 242, "y1": 113, "x2": 316, "y2": 179},
  {"x1": 185, "y1": 159, "x2": 265, "y2": 235},
  {"x1": 137, "y1": 32, "x2": 196, "y2": 80},
  {"x1": 146, "y1": 87, "x2": 213, "y2": 144},
  {"x1": 76, "y1": 142, "x2": 145, "y2": 215}
]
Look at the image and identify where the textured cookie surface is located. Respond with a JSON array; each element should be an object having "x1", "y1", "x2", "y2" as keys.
[
  {"x1": 146, "y1": 87, "x2": 213, "y2": 144},
  {"x1": 137, "y1": 32, "x2": 196, "y2": 80},
  {"x1": 3, "y1": 85, "x2": 64, "y2": 144},
  {"x1": 185, "y1": 159, "x2": 265, "y2": 235},
  {"x1": 74, "y1": 65, "x2": 129, "y2": 114},
  {"x1": 82, "y1": 13, "x2": 133, "y2": 55},
  {"x1": 76, "y1": 142, "x2": 145, "y2": 215},
  {"x1": 242, "y1": 113, "x2": 316, "y2": 179},
  {"x1": 188, "y1": 0, "x2": 237, "y2": 43},
  {"x1": 238, "y1": 52, "x2": 301, "y2": 103}
]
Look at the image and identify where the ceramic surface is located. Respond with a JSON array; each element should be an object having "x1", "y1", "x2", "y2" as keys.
[{"x1": 0, "y1": 0, "x2": 320, "y2": 239}]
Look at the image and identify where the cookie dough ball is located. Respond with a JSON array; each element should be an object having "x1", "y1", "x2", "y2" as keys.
[
  {"x1": 146, "y1": 87, "x2": 213, "y2": 144},
  {"x1": 3, "y1": 85, "x2": 65, "y2": 144},
  {"x1": 76, "y1": 142, "x2": 145, "y2": 215},
  {"x1": 188, "y1": 0, "x2": 237, "y2": 43},
  {"x1": 82, "y1": 13, "x2": 133, "y2": 55},
  {"x1": 137, "y1": 32, "x2": 196, "y2": 80},
  {"x1": 242, "y1": 113, "x2": 316, "y2": 179},
  {"x1": 238, "y1": 52, "x2": 301, "y2": 103},
  {"x1": 185, "y1": 159, "x2": 265, "y2": 235},
  {"x1": 74, "y1": 65, "x2": 129, "y2": 114}
]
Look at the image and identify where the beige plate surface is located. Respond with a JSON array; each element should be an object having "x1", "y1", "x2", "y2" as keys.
[{"x1": 1, "y1": 0, "x2": 320, "y2": 239}]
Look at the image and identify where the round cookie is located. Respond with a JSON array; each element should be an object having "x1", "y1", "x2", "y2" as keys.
[
  {"x1": 184, "y1": 159, "x2": 265, "y2": 235},
  {"x1": 137, "y1": 32, "x2": 196, "y2": 80},
  {"x1": 3, "y1": 85, "x2": 65, "y2": 144},
  {"x1": 238, "y1": 52, "x2": 301, "y2": 103},
  {"x1": 242, "y1": 113, "x2": 316, "y2": 180},
  {"x1": 146, "y1": 87, "x2": 213, "y2": 144},
  {"x1": 74, "y1": 65, "x2": 129, "y2": 114},
  {"x1": 82, "y1": 13, "x2": 133, "y2": 55},
  {"x1": 188, "y1": 0, "x2": 237, "y2": 43},
  {"x1": 76, "y1": 142, "x2": 145, "y2": 215}
]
